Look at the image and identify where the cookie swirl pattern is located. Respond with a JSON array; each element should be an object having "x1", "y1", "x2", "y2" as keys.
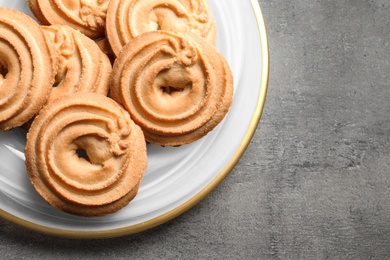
[
  {"x1": 0, "y1": 8, "x2": 54, "y2": 132},
  {"x1": 27, "y1": 0, "x2": 109, "y2": 39},
  {"x1": 25, "y1": 93, "x2": 148, "y2": 217},
  {"x1": 106, "y1": 0, "x2": 217, "y2": 56},
  {"x1": 42, "y1": 25, "x2": 111, "y2": 102},
  {"x1": 110, "y1": 31, "x2": 233, "y2": 146}
]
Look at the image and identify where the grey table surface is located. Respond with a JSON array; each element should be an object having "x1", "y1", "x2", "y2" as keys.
[{"x1": 1, "y1": 0, "x2": 390, "y2": 259}]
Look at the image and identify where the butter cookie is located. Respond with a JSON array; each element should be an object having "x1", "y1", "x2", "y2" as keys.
[
  {"x1": 0, "y1": 8, "x2": 54, "y2": 132},
  {"x1": 42, "y1": 25, "x2": 111, "y2": 102},
  {"x1": 110, "y1": 31, "x2": 233, "y2": 146},
  {"x1": 27, "y1": 0, "x2": 109, "y2": 39},
  {"x1": 106, "y1": 0, "x2": 217, "y2": 56},
  {"x1": 25, "y1": 93, "x2": 148, "y2": 217}
]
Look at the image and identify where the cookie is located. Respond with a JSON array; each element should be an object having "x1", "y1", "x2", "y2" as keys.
[
  {"x1": 0, "y1": 8, "x2": 54, "y2": 132},
  {"x1": 109, "y1": 31, "x2": 234, "y2": 146},
  {"x1": 27, "y1": 0, "x2": 109, "y2": 39},
  {"x1": 25, "y1": 93, "x2": 148, "y2": 217},
  {"x1": 42, "y1": 25, "x2": 112, "y2": 102},
  {"x1": 106, "y1": 0, "x2": 217, "y2": 56}
]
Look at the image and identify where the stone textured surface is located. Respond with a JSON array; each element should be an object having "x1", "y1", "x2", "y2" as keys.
[{"x1": 1, "y1": 0, "x2": 390, "y2": 259}]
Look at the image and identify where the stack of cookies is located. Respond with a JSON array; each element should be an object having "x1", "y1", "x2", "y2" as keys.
[{"x1": 0, "y1": 0, "x2": 234, "y2": 217}]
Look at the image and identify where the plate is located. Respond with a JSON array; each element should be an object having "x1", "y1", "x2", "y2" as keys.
[{"x1": 0, "y1": 0, "x2": 269, "y2": 238}]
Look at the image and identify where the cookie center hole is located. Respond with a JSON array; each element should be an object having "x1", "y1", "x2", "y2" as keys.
[
  {"x1": 53, "y1": 81, "x2": 61, "y2": 88},
  {"x1": 0, "y1": 64, "x2": 8, "y2": 81},
  {"x1": 161, "y1": 86, "x2": 184, "y2": 94},
  {"x1": 53, "y1": 68, "x2": 68, "y2": 88},
  {"x1": 76, "y1": 148, "x2": 90, "y2": 162}
]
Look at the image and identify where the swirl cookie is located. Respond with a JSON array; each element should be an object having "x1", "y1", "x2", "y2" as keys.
[
  {"x1": 106, "y1": 0, "x2": 217, "y2": 56},
  {"x1": 0, "y1": 8, "x2": 54, "y2": 132},
  {"x1": 42, "y1": 25, "x2": 112, "y2": 102},
  {"x1": 110, "y1": 31, "x2": 233, "y2": 146},
  {"x1": 27, "y1": 0, "x2": 109, "y2": 39},
  {"x1": 25, "y1": 93, "x2": 148, "y2": 217}
]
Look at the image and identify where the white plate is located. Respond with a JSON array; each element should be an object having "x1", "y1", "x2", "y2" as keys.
[{"x1": 0, "y1": 0, "x2": 269, "y2": 238}]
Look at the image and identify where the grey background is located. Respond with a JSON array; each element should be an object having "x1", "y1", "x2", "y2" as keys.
[{"x1": 1, "y1": 0, "x2": 390, "y2": 259}]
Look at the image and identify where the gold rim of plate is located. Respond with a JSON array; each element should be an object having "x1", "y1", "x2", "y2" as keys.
[{"x1": 0, "y1": 0, "x2": 270, "y2": 239}]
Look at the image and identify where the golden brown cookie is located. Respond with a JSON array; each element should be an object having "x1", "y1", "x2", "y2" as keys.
[
  {"x1": 27, "y1": 0, "x2": 109, "y2": 39},
  {"x1": 109, "y1": 31, "x2": 234, "y2": 146},
  {"x1": 25, "y1": 93, "x2": 148, "y2": 217},
  {"x1": 106, "y1": 0, "x2": 217, "y2": 56},
  {"x1": 0, "y1": 8, "x2": 54, "y2": 132},
  {"x1": 42, "y1": 25, "x2": 112, "y2": 102}
]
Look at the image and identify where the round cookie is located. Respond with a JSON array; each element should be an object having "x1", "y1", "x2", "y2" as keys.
[
  {"x1": 42, "y1": 25, "x2": 112, "y2": 102},
  {"x1": 0, "y1": 8, "x2": 54, "y2": 132},
  {"x1": 109, "y1": 31, "x2": 234, "y2": 146},
  {"x1": 27, "y1": 0, "x2": 109, "y2": 39},
  {"x1": 106, "y1": 0, "x2": 217, "y2": 56},
  {"x1": 25, "y1": 93, "x2": 148, "y2": 217}
]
